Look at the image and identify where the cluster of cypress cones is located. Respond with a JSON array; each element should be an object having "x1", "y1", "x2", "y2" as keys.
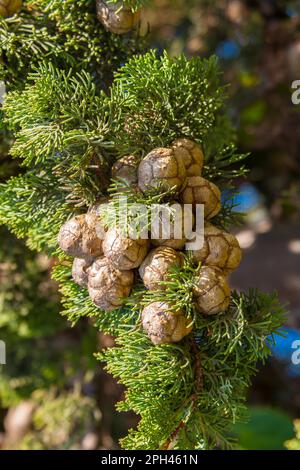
[{"x1": 58, "y1": 138, "x2": 242, "y2": 345}]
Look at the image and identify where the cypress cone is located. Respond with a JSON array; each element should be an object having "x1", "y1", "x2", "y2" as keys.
[
  {"x1": 151, "y1": 204, "x2": 194, "y2": 250},
  {"x1": 139, "y1": 247, "x2": 184, "y2": 291},
  {"x1": 138, "y1": 147, "x2": 187, "y2": 193},
  {"x1": 111, "y1": 154, "x2": 138, "y2": 187},
  {"x1": 0, "y1": 0, "x2": 22, "y2": 17},
  {"x1": 57, "y1": 214, "x2": 105, "y2": 260},
  {"x1": 103, "y1": 227, "x2": 149, "y2": 270},
  {"x1": 191, "y1": 222, "x2": 242, "y2": 272},
  {"x1": 72, "y1": 258, "x2": 92, "y2": 288},
  {"x1": 172, "y1": 138, "x2": 204, "y2": 177}
]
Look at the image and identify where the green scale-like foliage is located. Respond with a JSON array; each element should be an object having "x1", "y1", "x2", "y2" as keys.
[
  {"x1": 0, "y1": 6, "x2": 285, "y2": 448},
  {"x1": 18, "y1": 388, "x2": 100, "y2": 450}
]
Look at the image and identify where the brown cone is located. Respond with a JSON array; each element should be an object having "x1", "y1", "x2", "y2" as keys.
[
  {"x1": 72, "y1": 258, "x2": 93, "y2": 288},
  {"x1": 88, "y1": 257, "x2": 134, "y2": 311},
  {"x1": 112, "y1": 155, "x2": 138, "y2": 187},
  {"x1": 58, "y1": 214, "x2": 105, "y2": 260},
  {"x1": 103, "y1": 227, "x2": 149, "y2": 270},
  {"x1": 172, "y1": 138, "x2": 204, "y2": 177}
]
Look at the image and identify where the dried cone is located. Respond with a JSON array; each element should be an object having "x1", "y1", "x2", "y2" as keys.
[
  {"x1": 180, "y1": 176, "x2": 221, "y2": 219},
  {"x1": 141, "y1": 302, "x2": 192, "y2": 345},
  {"x1": 191, "y1": 222, "x2": 242, "y2": 272},
  {"x1": 226, "y1": 0, "x2": 248, "y2": 25},
  {"x1": 138, "y1": 147, "x2": 187, "y2": 193},
  {"x1": 96, "y1": 0, "x2": 140, "y2": 34},
  {"x1": 88, "y1": 257, "x2": 134, "y2": 311},
  {"x1": 72, "y1": 258, "x2": 92, "y2": 288},
  {"x1": 152, "y1": 204, "x2": 194, "y2": 250},
  {"x1": 193, "y1": 266, "x2": 230, "y2": 315},
  {"x1": 139, "y1": 247, "x2": 184, "y2": 291},
  {"x1": 103, "y1": 227, "x2": 149, "y2": 270},
  {"x1": 58, "y1": 214, "x2": 105, "y2": 260},
  {"x1": 0, "y1": 0, "x2": 22, "y2": 17},
  {"x1": 87, "y1": 197, "x2": 109, "y2": 232},
  {"x1": 111, "y1": 155, "x2": 138, "y2": 186},
  {"x1": 172, "y1": 138, "x2": 204, "y2": 177}
]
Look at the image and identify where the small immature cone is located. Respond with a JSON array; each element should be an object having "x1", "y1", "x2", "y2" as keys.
[
  {"x1": 111, "y1": 155, "x2": 138, "y2": 187},
  {"x1": 72, "y1": 258, "x2": 92, "y2": 288},
  {"x1": 103, "y1": 227, "x2": 149, "y2": 270},
  {"x1": 141, "y1": 301, "x2": 192, "y2": 345},
  {"x1": 0, "y1": 0, "x2": 22, "y2": 17},
  {"x1": 172, "y1": 138, "x2": 204, "y2": 177},
  {"x1": 96, "y1": 0, "x2": 140, "y2": 34},
  {"x1": 88, "y1": 257, "x2": 134, "y2": 311},
  {"x1": 180, "y1": 176, "x2": 221, "y2": 219},
  {"x1": 138, "y1": 147, "x2": 187, "y2": 194},
  {"x1": 139, "y1": 247, "x2": 184, "y2": 290},
  {"x1": 58, "y1": 214, "x2": 105, "y2": 260},
  {"x1": 191, "y1": 222, "x2": 242, "y2": 272},
  {"x1": 193, "y1": 266, "x2": 230, "y2": 315}
]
